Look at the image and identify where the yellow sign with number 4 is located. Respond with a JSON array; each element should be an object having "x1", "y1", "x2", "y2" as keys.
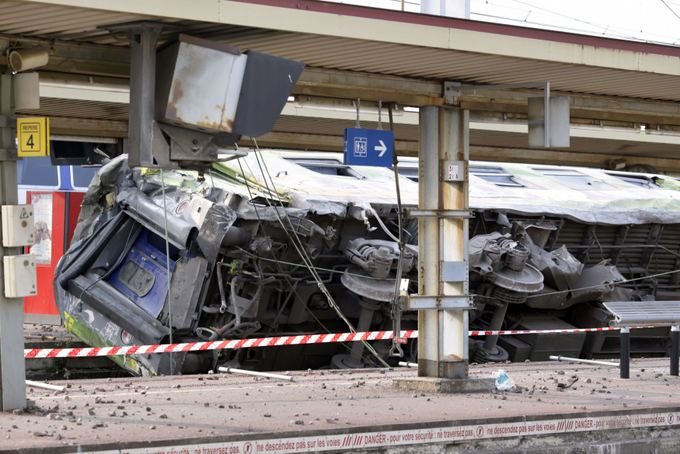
[{"x1": 17, "y1": 117, "x2": 50, "y2": 157}]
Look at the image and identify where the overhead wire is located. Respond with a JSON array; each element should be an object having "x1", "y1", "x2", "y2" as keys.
[
  {"x1": 471, "y1": 12, "x2": 642, "y2": 42},
  {"x1": 235, "y1": 152, "x2": 352, "y2": 355},
  {"x1": 660, "y1": 0, "x2": 680, "y2": 20},
  {"x1": 248, "y1": 147, "x2": 349, "y2": 324},
  {"x1": 247, "y1": 140, "x2": 390, "y2": 367},
  {"x1": 473, "y1": 0, "x2": 678, "y2": 44},
  {"x1": 507, "y1": 0, "x2": 635, "y2": 36},
  {"x1": 160, "y1": 169, "x2": 175, "y2": 374},
  {"x1": 388, "y1": 103, "x2": 406, "y2": 357},
  {"x1": 234, "y1": 151, "x2": 680, "y2": 334},
  {"x1": 237, "y1": 153, "x2": 354, "y2": 353}
]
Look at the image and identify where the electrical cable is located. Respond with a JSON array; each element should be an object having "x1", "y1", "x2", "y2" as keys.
[
  {"x1": 507, "y1": 0, "x2": 636, "y2": 37},
  {"x1": 367, "y1": 206, "x2": 401, "y2": 243},
  {"x1": 524, "y1": 267, "x2": 680, "y2": 299},
  {"x1": 236, "y1": 154, "x2": 337, "y2": 337},
  {"x1": 660, "y1": 0, "x2": 680, "y2": 20},
  {"x1": 236, "y1": 246, "x2": 395, "y2": 281},
  {"x1": 471, "y1": 12, "x2": 644, "y2": 42},
  {"x1": 388, "y1": 103, "x2": 406, "y2": 357},
  {"x1": 249, "y1": 149, "x2": 348, "y2": 320},
  {"x1": 160, "y1": 169, "x2": 174, "y2": 375},
  {"x1": 238, "y1": 155, "x2": 680, "y2": 314},
  {"x1": 507, "y1": 0, "x2": 680, "y2": 43},
  {"x1": 657, "y1": 244, "x2": 680, "y2": 260},
  {"x1": 235, "y1": 154, "x2": 354, "y2": 357},
  {"x1": 248, "y1": 141, "x2": 390, "y2": 367}
]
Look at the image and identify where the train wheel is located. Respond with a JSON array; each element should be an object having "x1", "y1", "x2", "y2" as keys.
[{"x1": 472, "y1": 341, "x2": 510, "y2": 363}]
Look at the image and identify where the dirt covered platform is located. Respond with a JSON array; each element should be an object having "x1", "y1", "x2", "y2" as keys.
[{"x1": 2, "y1": 358, "x2": 680, "y2": 453}]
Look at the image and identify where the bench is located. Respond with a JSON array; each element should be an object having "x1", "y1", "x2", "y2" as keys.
[{"x1": 603, "y1": 301, "x2": 680, "y2": 379}]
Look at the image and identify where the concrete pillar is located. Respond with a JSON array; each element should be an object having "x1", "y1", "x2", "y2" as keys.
[
  {"x1": 417, "y1": 106, "x2": 469, "y2": 379},
  {"x1": 0, "y1": 73, "x2": 27, "y2": 411}
]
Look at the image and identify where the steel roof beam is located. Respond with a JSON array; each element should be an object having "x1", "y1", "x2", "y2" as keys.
[{"x1": 24, "y1": 49, "x2": 680, "y2": 126}]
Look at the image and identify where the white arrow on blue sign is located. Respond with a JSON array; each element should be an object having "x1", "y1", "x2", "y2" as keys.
[{"x1": 344, "y1": 128, "x2": 394, "y2": 167}]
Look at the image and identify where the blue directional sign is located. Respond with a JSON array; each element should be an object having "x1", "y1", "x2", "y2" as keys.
[{"x1": 344, "y1": 128, "x2": 394, "y2": 167}]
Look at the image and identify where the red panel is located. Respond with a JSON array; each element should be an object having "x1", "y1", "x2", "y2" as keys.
[
  {"x1": 67, "y1": 192, "x2": 84, "y2": 246},
  {"x1": 24, "y1": 191, "x2": 66, "y2": 316}
]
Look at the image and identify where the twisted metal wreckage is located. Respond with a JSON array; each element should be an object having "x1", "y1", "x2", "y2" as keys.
[{"x1": 53, "y1": 150, "x2": 680, "y2": 376}]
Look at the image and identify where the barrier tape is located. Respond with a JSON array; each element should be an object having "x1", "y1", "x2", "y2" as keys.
[
  {"x1": 105, "y1": 410, "x2": 680, "y2": 453},
  {"x1": 24, "y1": 330, "x2": 415, "y2": 359},
  {"x1": 24, "y1": 325, "x2": 658, "y2": 359}
]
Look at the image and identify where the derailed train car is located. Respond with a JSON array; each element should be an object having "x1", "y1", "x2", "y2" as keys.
[{"x1": 54, "y1": 150, "x2": 680, "y2": 375}]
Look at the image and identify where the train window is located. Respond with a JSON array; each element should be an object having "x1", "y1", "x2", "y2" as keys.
[
  {"x1": 534, "y1": 168, "x2": 610, "y2": 190},
  {"x1": 606, "y1": 172, "x2": 660, "y2": 189},
  {"x1": 285, "y1": 158, "x2": 364, "y2": 179},
  {"x1": 17, "y1": 157, "x2": 59, "y2": 188},
  {"x1": 71, "y1": 166, "x2": 98, "y2": 190},
  {"x1": 398, "y1": 167, "x2": 418, "y2": 182},
  {"x1": 470, "y1": 166, "x2": 524, "y2": 187},
  {"x1": 118, "y1": 260, "x2": 155, "y2": 297}
]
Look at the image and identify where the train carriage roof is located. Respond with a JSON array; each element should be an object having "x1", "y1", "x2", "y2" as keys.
[{"x1": 212, "y1": 151, "x2": 680, "y2": 225}]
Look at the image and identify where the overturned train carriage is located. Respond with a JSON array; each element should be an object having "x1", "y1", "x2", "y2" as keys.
[{"x1": 54, "y1": 151, "x2": 680, "y2": 375}]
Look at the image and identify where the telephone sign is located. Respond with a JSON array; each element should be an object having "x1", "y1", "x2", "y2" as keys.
[{"x1": 344, "y1": 128, "x2": 394, "y2": 168}]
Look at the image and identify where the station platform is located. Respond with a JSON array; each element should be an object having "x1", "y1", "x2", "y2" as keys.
[{"x1": 2, "y1": 358, "x2": 680, "y2": 453}]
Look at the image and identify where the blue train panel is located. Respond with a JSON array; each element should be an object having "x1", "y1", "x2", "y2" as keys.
[{"x1": 107, "y1": 230, "x2": 176, "y2": 318}]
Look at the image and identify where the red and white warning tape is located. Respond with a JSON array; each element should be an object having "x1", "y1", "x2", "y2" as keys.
[
  {"x1": 24, "y1": 330, "x2": 415, "y2": 359},
  {"x1": 24, "y1": 325, "x2": 656, "y2": 359}
]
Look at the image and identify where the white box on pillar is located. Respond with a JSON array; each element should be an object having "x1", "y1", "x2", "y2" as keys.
[
  {"x1": 1, "y1": 205, "x2": 35, "y2": 247},
  {"x1": 12, "y1": 72, "x2": 40, "y2": 111},
  {"x1": 3, "y1": 254, "x2": 36, "y2": 298},
  {"x1": 2, "y1": 204, "x2": 37, "y2": 297}
]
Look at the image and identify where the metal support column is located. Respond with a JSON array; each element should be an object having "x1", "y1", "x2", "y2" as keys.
[
  {"x1": 127, "y1": 24, "x2": 162, "y2": 168},
  {"x1": 671, "y1": 325, "x2": 679, "y2": 377},
  {"x1": 620, "y1": 326, "x2": 630, "y2": 379},
  {"x1": 0, "y1": 73, "x2": 27, "y2": 411},
  {"x1": 417, "y1": 106, "x2": 469, "y2": 379}
]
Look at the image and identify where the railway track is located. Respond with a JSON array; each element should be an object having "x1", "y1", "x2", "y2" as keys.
[{"x1": 24, "y1": 323, "x2": 128, "y2": 380}]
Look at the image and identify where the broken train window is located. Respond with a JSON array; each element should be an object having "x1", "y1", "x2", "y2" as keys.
[
  {"x1": 534, "y1": 167, "x2": 611, "y2": 190},
  {"x1": 285, "y1": 158, "x2": 365, "y2": 179},
  {"x1": 605, "y1": 172, "x2": 660, "y2": 189},
  {"x1": 397, "y1": 166, "x2": 418, "y2": 182},
  {"x1": 470, "y1": 165, "x2": 524, "y2": 187}
]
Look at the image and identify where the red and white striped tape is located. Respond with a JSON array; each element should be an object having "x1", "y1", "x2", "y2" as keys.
[
  {"x1": 24, "y1": 325, "x2": 656, "y2": 359},
  {"x1": 24, "y1": 330, "x2": 415, "y2": 359}
]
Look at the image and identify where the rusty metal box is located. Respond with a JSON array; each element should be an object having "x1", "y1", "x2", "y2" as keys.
[{"x1": 156, "y1": 35, "x2": 247, "y2": 134}]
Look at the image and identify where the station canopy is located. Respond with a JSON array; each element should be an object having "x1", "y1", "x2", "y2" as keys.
[{"x1": 3, "y1": 0, "x2": 680, "y2": 171}]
